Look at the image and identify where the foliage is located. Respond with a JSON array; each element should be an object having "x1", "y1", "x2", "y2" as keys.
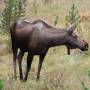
[
  {"x1": 87, "y1": 69, "x2": 90, "y2": 80},
  {"x1": 1, "y1": 0, "x2": 26, "y2": 32},
  {"x1": 0, "y1": 79, "x2": 3, "y2": 90},
  {"x1": 81, "y1": 82, "x2": 89, "y2": 90},
  {"x1": 66, "y1": 4, "x2": 81, "y2": 25}
]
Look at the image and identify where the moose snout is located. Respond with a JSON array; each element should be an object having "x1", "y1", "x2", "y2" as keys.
[
  {"x1": 81, "y1": 41, "x2": 89, "y2": 51},
  {"x1": 84, "y1": 43, "x2": 89, "y2": 51}
]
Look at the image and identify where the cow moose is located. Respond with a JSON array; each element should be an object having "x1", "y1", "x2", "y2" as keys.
[{"x1": 10, "y1": 19, "x2": 88, "y2": 81}]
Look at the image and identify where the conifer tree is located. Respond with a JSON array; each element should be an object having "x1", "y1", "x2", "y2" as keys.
[
  {"x1": 66, "y1": 4, "x2": 80, "y2": 25},
  {"x1": 1, "y1": 0, "x2": 26, "y2": 32}
]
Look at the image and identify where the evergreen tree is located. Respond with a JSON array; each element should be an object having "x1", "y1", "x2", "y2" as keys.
[
  {"x1": 66, "y1": 4, "x2": 81, "y2": 26},
  {"x1": 1, "y1": 0, "x2": 26, "y2": 32}
]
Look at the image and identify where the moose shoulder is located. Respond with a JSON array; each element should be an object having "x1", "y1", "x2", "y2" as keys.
[{"x1": 10, "y1": 19, "x2": 88, "y2": 81}]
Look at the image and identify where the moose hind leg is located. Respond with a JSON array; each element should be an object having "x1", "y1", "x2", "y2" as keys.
[
  {"x1": 17, "y1": 50, "x2": 25, "y2": 80},
  {"x1": 24, "y1": 53, "x2": 34, "y2": 81},
  {"x1": 12, "y1": 46, "x2": 18, "y2": 79}
]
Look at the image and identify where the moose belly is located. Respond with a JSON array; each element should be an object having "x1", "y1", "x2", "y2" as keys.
[
  {"x1": 28, "y1": 43, "x2": 48, "y2": 55},
  {"x1": 16, "y1": 41, "x2": 29, "y2": 51},
  {"x1": 16, "y1": 40, "x2": 47, "y2": 55}
]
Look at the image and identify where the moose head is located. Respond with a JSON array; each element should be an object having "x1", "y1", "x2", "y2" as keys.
[{"x1": 65, "y1": 24, "x2": 89, "y2": 52}]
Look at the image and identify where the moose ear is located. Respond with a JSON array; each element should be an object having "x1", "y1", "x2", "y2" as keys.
[{"x1": 67, "y1": 24, "x2": 76, "y2": 35}]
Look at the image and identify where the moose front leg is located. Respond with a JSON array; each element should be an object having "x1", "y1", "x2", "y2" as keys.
[
  {"x1": 67, "y1": 48, "x2": 70, "y2": 55},
  {"x1": 24, "y1": 53, "x2": 34, "y2": 81},
  {"x1": 66, "y1": 46, "x2": 70, "y2": 55},
  {"x1": 37, "y1": 51, "x2": 47, "y2": 80}
]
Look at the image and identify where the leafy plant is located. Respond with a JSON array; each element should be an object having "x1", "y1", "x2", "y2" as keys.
[
  {"x1": 81, "y1": 82, "x2": 89, "y2": 90},
  {"x1": 0, "y1": 79, "x2": 4, "y2": 90},
  {"x1": 87, "y1": 70, "x2": 90, "y2": 79}
]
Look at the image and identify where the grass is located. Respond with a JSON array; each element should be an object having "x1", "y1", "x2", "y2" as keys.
[
  {"x1": 0, "y1": 0, "x2": 90, "y2": 90},
  {"x1": 0, "y1": 47, "x2": 90, "y2": 90}
]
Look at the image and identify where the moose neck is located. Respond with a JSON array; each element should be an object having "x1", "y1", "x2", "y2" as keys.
[{"x1": 46, "y1": 29, "x2": 67, "y2": 47}]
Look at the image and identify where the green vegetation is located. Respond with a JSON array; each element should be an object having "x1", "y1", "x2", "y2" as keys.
[
  {"x1": 1, "y1": 0, "x2": 26, "y2": 32},
  {"x1": 87, "y1": 70, "x2": 90, "y2": 78},
  {"x1": 81, "y1": 82, "x2": 89, "y2": 90},
  {"x1": 66, "y1": 4, "x2": 81, "y2": 25},
  {"x1": 0, "y1": 79, "x2": 3, "y2": 90}
]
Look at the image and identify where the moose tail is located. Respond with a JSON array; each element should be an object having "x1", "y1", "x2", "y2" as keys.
[{"x1": 10, "y1": 21, "x2": 17, "y2": 33}]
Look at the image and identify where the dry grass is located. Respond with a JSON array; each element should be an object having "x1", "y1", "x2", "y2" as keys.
[{"x1": 0, "y1": 47, "x2": 90, "y2": 90}]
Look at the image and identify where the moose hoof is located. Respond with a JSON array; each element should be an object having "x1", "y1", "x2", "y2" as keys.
[
  {"x1": 23, "y1": 77, "x2": 27, "y2": 82},
  {"x1": 14, "y1": 75, "x2": 17, "y2": 80},
  {"x1": 20, "y1": 77, "x2": 23, "y2": 81},
  {"x1": 36, "y1": 77, "x2": 40, "y2": 81}
]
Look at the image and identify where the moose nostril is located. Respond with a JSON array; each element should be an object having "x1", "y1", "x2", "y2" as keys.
[
  {"x1": 85, "y1": 44, "x2": 89, "y2": 50},
  {"x1": 81, "y1": 44, "x2": 89, "y2": 51},
  {"x1": 87, "y1": 46, "x2": 89, "y2": 50}
]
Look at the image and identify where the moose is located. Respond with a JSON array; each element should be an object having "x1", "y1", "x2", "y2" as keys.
[{"x1": 10, "y1": 19, "x2": 88, "y2": 81}]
